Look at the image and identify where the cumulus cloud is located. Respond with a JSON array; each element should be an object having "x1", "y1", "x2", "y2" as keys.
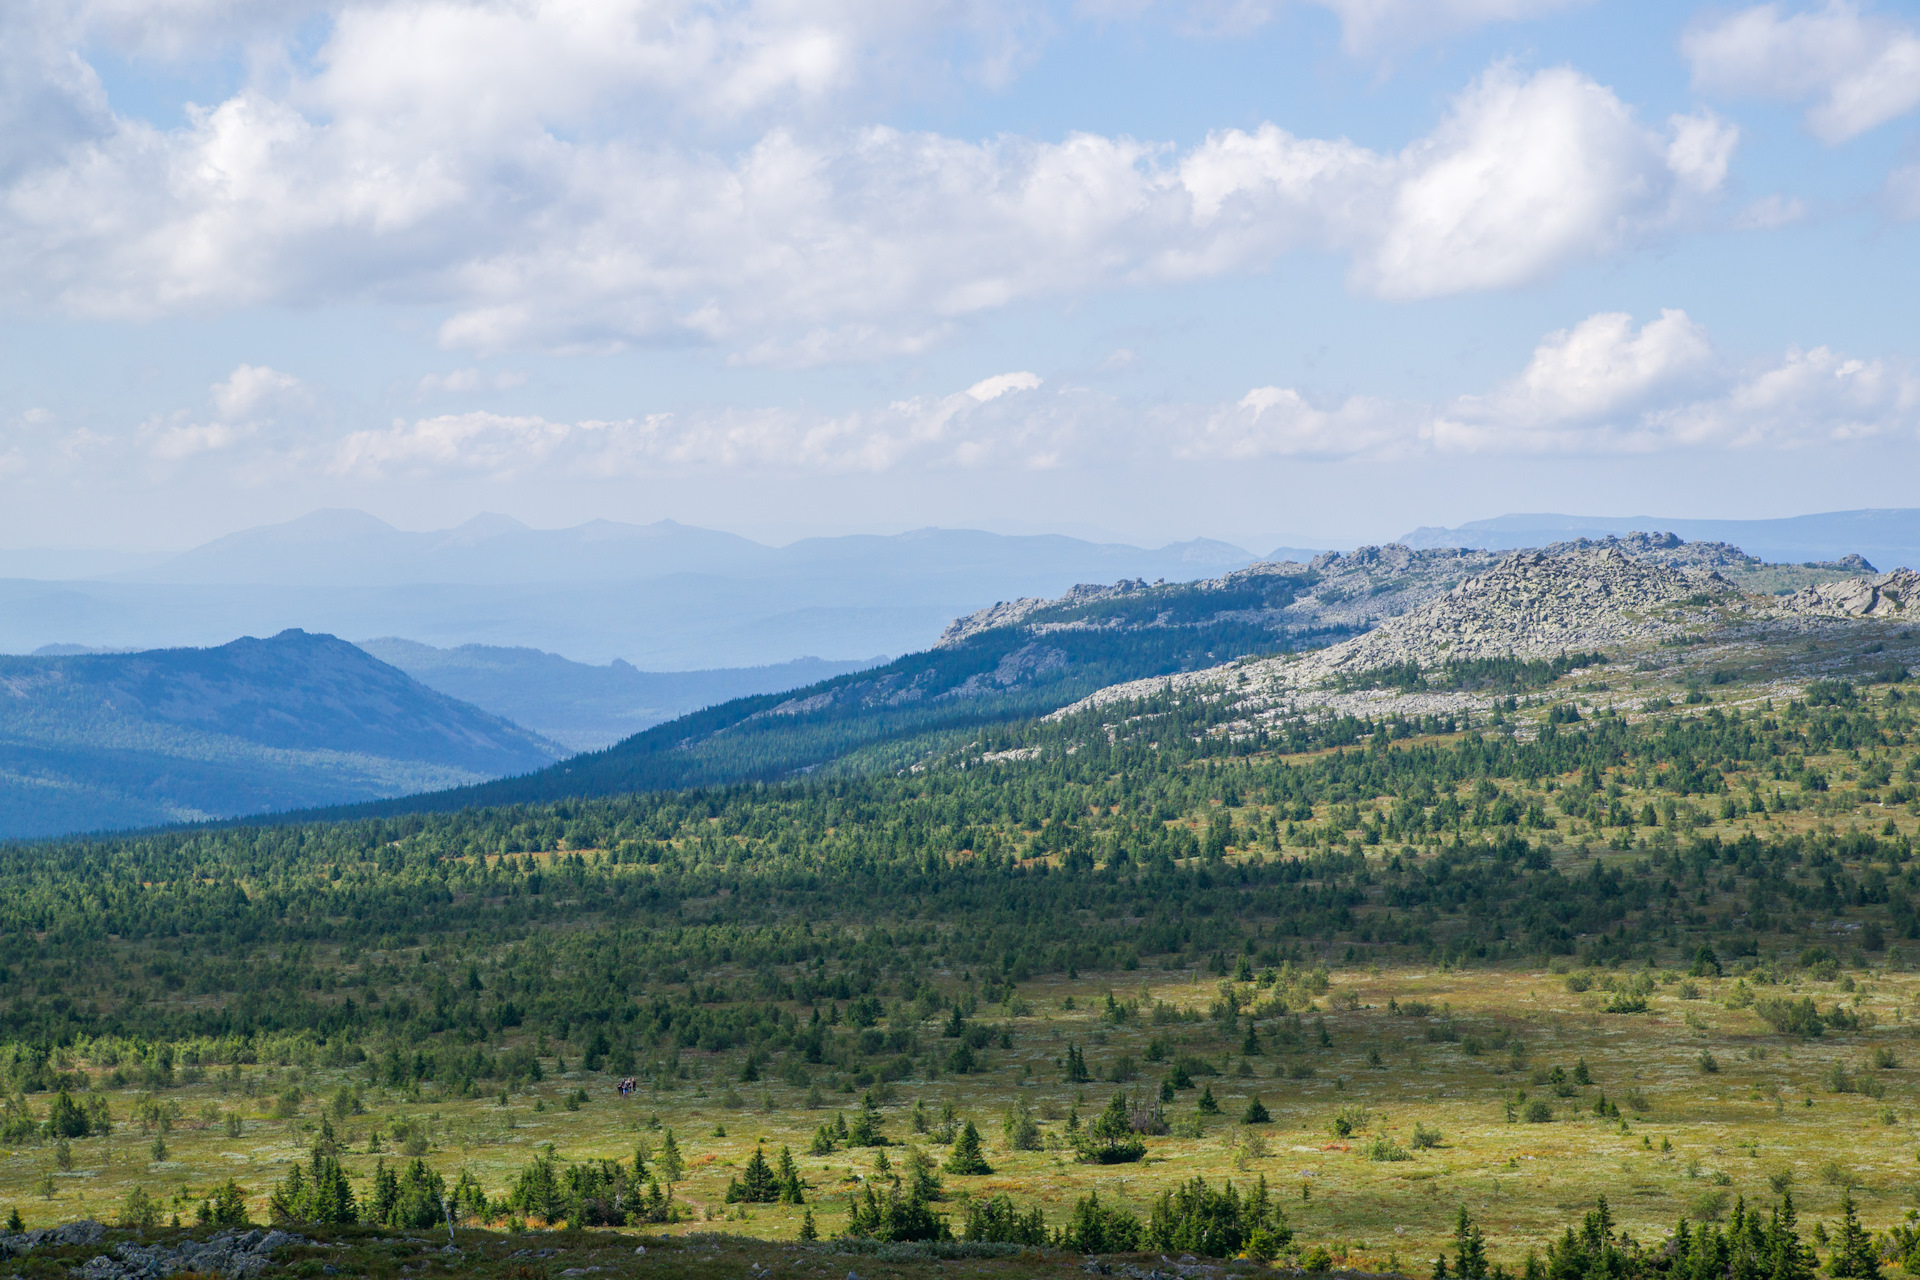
[
  {"x1": 1178, "y1": 310, "x2": 1918, "y2": 460},
  {"x1": 310, "y1": 313, "x2": 1919, "y2": 480},
  {"x1": 1684, "y1": 1, "x2": 1920, "y2": 143},
  {"x1": 138, "y1": 364, "x2": 311, "y2": 462},
  {"x1": 212, "y1": 364, "x2": 307, "y2": 420},
  {"x1": 0, "y1": 2, "x2": 1732, "y2": 361},
  {"x1": 1311, "y1": 0, "x2": 1588, "y2": 56}
]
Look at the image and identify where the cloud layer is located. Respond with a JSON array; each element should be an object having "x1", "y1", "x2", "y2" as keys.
[
  {"x1": 60, "y1": 311, "x2": 1910, "y2": 492},
  {"x1": 1684, "y1": 1, "x2": 1920, "y2": 143},
  {"x1": 0, "y1": 0, "x2": 1734, "y2": 363}
]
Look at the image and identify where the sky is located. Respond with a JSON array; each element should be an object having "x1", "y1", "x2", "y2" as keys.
[{"x1": 1, "y1": 0, "x2": 1918, "y2": 555}]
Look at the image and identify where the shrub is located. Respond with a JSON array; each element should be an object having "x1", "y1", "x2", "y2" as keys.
[
  {"x1": 1075, "y1": 1095, "x2": 1147, "y2": 1165},
  {"x1": 1365, "y1": 1136, "x2": 1411, "y2": 1162},
  {"x1": 1061, "y1": 1191, "x2": 1144, "y2": 1253},
  {"x1": 1241, "y1": 1097, "x2": 1271, "y2": 1125},
  {"x1": 1524, "y1": 1100, "x2": 1554, "y2": 1123},
  {"x1": 963, "y1": 1194, "x2": 1048, "y2": 1246},
  {"x1": 120, "y1": 1185, "x2": 161, "y2": 1230},
  {"x1": 1411, "y1": 1123, "x2": 1443, "y2": 1150},
  {"x1": 1329, "y1": 1106, "x2": 1372, "y2": 1139},
  {"x1": 1687, "y1": 1191, "x2": 1729, "y2": 1222},
  {"x1": 1697, "y1": 1052, "x2": 1719, "y2": 1075}
]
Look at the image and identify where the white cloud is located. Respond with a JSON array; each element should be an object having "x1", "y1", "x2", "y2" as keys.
[
  {"x1": 1359, "y1": 70, "x2": 1735, "y2": 298},
  {"x1": 147, "y1": 418, "x2": 259, "y2": 461},
  {"x1": 416, "y1": 368, "x2": 529, "y2": 395},
  {"x1": 1311, "y1": 0, "x2": 1588, "y2": 56},
  {"x1": 211, "y1": 364, "x2": 306, "y2": 420},
  {"x1": 1435, "y1": 310, "x2": 1717, "y2": 449},
  {"x1": 966, "y1": 371, "x2": 1043, "y2": 401},
  {"x1": 1683, "y1": 1, "x2": 1920, "y2": 143},
  {"x1": 332, "y1": 374, "x2": 1093, "y2": 478},
  {"x1": 0, "y1": 14, "x2": 1732, "y2": 361},
  {"x1": 1186, "y1": 309, "x2": 1918, "y2": 460}
]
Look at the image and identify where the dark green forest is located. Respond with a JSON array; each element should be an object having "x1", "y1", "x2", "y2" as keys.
[{"x1": 0, "y1": 672, "x2": 1913, "y2": 1094}]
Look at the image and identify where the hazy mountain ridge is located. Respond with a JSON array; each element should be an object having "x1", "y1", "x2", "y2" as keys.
[
  {"x1": 1, "y1": 511, "x2": 1264, "y2": 668},
  {"x1": 281, "y1": 529, "x2": 1883, "y2": 821},
  {"x1": 355, "y1": 638, "x2": 884, "y2": 751},
  {"x1": 1403, "y1": 508, "x2": 1920, "y2": 570},
  {"x1": 0, "y1": 631, "x2": 565, "y2": 838}
]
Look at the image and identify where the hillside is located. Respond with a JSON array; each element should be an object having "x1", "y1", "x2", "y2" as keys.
[
  {"x1": 286, "y1": 532, "x2": 1905, "y2": 822},
  {"x1": 356, "y1": 639, "x2": 883, "y2": 751},
  {"x1": 0, "y1": 631, "x2": 564, "y2": 837},
  {"x1": 1067, "y1": 546, "x2": 1918, "y2": 735}
]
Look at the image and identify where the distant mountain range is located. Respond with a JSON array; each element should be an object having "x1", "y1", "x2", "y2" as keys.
[
  {"x1": 300, "y1": 530, "x2": 1913, "y2": 823},
  {"x1": 1402, "y1": 508, "x2": 1920, "y2": 570},
  {"x1": 0, "y1": 511, "x2": 1273, "y2": 668},
  {"x1": 355, "y1": 639, "x2": 883, "y2": 751},
  {"x1": 0, "y1": 631, "x2": 563, "y2": 839}
]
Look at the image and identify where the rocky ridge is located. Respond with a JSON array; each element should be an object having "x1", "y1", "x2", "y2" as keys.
[
  {"x1": 1057, "y1": 547, "x2": 1914, "y2": 721},
  {"x1": 936, "y1": 531, "x2": 1859, "y2": 655}
]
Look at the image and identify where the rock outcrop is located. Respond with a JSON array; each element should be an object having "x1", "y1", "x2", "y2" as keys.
[
  {"x1": 1322, "y1": 548, "x2": 1716, "y2": 672},
  {"x1": 1778, "y1": 569, "x2": 1918, "y2": 619},
  {"x1": 76, "y1": 1228, "x2": 309, "y2": 1280}
]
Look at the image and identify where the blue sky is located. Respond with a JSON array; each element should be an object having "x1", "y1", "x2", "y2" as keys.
[{"x1": 1, "y1": 0, "x2": 1917, "y2": 553}]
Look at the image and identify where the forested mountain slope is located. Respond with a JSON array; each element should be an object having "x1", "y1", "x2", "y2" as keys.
[
  {"x1": 0, "y1": 631, "x2": 563, "y2": 837},
  {"x1": 306, "y1": 536, "x2": 1912, "y2": 823}
]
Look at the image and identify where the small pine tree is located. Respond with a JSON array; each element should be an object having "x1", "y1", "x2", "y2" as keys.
[
  {"x1": 1242, "y1": 1025, "x2": 1262, "y2": 1056},
  {"x1": 944, "y1": 1121, "x2": 992, "y2": 1175},
  {"x1": 1572, "y1": 1058, "x2": 1591, "y2": 1086},
  {"x1": 799, "y1": 1207, "x2": 818, "y2": 1241},
  {"x1": 1197, "y1": 1086, "x2": 1220, "y2": 1115},
  {"x1": 726, "y1": 1145, "x2": 781, "y2": 1203},
  {"x1": 778, "y1": 1145, "x2": 806, "y2": 1206},
  {"x1": 1242, "y1": 1096, "x2": 1271, "y2": 1125},
  {"x1": 658, "y1": 1131, "x2": 685, "y2": 1186},
  {"x1": 5, "y1": 1207, "x2": 22, "y2": 1232},
  {"x1": 1452, "y1": 1206, "x2": 1488, "y2": 1280},
  {"x1": 1830, "y1": 1192, "x2": 1881, "y2": 1280}
]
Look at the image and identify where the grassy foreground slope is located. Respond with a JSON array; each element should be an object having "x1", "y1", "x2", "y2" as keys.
[{"x1": 0, "y1": 616, "x2": 1916, "y2": 1274}]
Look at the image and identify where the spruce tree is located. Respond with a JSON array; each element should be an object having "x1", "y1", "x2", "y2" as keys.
[
  {"x1": 659, "y1": 1131, "x2": 684, "y2": 1187},
  {"x1": 944, "y1": 1121, "x2": 992, "y2": 1175},
  {"x1": 1197, "y1": 1085, "x2": 1220, "y2": 1115},
  {"x1": 799, "y1": 1207, "x2": 818, "y2": 1241},
  {"x1": 727, "y1": 1144, "x2": 780, "y2": 1203},
  {"x1": 1830, "y1": 1192, "x2": 1881, "y2": 1280},
  {"x1": 1242, "y1": 1096, "x2": 1271, "y2": 1125},
  {"x1": 1453, "y1": 1206, "x2": 1488, "y2": 1280}
]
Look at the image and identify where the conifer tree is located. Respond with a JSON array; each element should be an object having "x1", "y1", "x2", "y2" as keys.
[
  {"x1": 659, "y1": 1131, "x2": 685, "y2": 1188},
  {"x1": 1197, "y1": 1085, "x2": 1220, "y2": 1115},
  {"x1": 1242, "y1": 1097, "x2": 1271, "y2": 1125},
  {"x1": 726, "y1": 1144, "x2": 781, "y2": 1203},
  {"x1": 1830, "y1": 1192, "x2": 1881, "y2": 1280},
  {"x1": 778, "y1": 1147, "x2": 806, "y2": 1205},
  {"x1": 799, "y1": 1207, "x2": 818, "y2": 1241},
  {"x1": 1453, "y1": 1206, "x2": 1489, "y2": 1280},
  {"x1": 945, "y1": 1121, "x2": 992, "y2": 1175}
]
